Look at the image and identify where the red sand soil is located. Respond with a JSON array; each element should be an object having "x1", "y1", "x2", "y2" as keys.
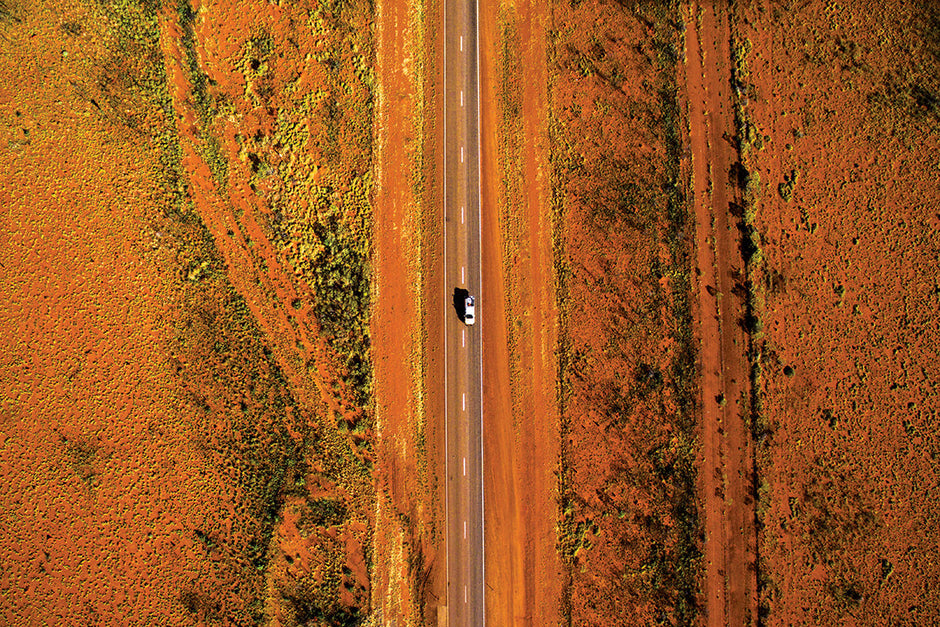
[
  {"x1": 546, "y1": 2, "x2": 701, "y2": 623},
  {"x1": 731, "y1": 0, "x2": 940, "y2": 623},
  {"x1": 158, "y1": 1, "x2": 380, "y2": 620},
  {"x1": 683, "y1": 2, "x2": 758, "y2": 624},
  {"x1": 6, "y1": 0, "x2": 937, "y2": 624},
  {"x1": 372, "y1": 0, "x2": 446, "y2": 622},
  {"x1": 0, "y1": 3, "x2": 277, "y2": 621},
  {"x1": 160, "y1": 0, "x2": 369, "y2": 432},
  {"x1": 480, "y1": 0, "x2": 564, "y2": 624},
  {"x1": 1, "y1": 0, "x2": 376, "y2": 623},
  {"x1": 489, "y1": 0, "x2": 940, "y2": 624},
  {"x1": 162, "y1": 1, "x2": 381, "y2": 620},
  {"x1": 539, "y1": 1, "x2": 940, "y2": 623}
]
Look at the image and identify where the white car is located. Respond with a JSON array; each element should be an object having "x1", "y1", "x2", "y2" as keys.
[{"x1": 464, "y1": 295, "x2": 476, "y2": 325}]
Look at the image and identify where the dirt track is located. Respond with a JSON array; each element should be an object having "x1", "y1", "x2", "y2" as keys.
[
  {"x1": 683, "y1": 2, "x2": 758, "y2": 624},
  {"x1": 479, "y1": 0, "x2": 562, "y2": 624},
  {"x1": 372, "y1": 0, "x2": 444, "y2": 621}
]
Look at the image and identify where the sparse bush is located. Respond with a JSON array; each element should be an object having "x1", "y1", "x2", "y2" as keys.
[{"x1": 778, "y1": 169, "x2": 799, "y2": 202}]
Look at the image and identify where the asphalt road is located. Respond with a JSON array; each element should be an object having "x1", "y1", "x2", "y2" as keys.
[{"x1": 442, "y1": 0, "x2": 484, "y2": 623}]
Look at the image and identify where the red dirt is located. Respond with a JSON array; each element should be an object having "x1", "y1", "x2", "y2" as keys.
[
  {"x1": 7, "y1": 0, "x2": 938, "y2": 623},
  {"x1": 159, "y1": 2, "x2": 377, "y2": 620},
  {"x1": 478, "y1": 0, "x2": 517, "y2": 622},
  {"x1": 546, "y1": 2, "x2": 702, "y2": 623},
  {"x1": 491, "y1": 1, "x2": 940, "y2": 624},
  {"x1": 480, "y1": 0, "x2": 564, "y2": 624},
  {"x1": 683, "y1": 2, "x2": 758, "y2": 624},
  {"x1": 1, "y1": 0, "x2": 376, "y2": 623},
  {"x1": 0, "y1": 113, "x2": 207, "y2": 623},
  {"x1": 0, "y1": 6, "x2": 255, "y2": 622},
  {"x1": 160, "y1": 0, "x2": 362, "y2": 429},
  {"x1": 732, "y1": 0, "x2": 940, "y2": 623},
  {"x1": 373, "y1": 0, "x2": 445, "y2": 621}
]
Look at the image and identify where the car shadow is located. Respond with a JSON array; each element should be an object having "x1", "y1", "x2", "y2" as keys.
[{"x1": 452, "y1": 287, "x2": 469, "y2": 321}]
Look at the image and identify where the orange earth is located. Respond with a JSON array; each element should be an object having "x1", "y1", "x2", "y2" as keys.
[
  {"x1": 371, "y1": 0, "x2": 446, "y2": 622},
  {"x1": 478, "y1": 0, "x2": 565, "y2": 623},
  {"x1": 2, "y1": 0, "x2": 376, "y2": 623},
  {"x1": 486, "y1": 0, "x2": 940, "y2": 625},
  {"x1": 734, "y1": 0, "x2": 940, "y2": 623},
  {"x1": 545, "y1": 2, "x2": 703, "y2": 624},
  {"x1": 2, "y1": 0, "x2": 938, "y2": 625}
]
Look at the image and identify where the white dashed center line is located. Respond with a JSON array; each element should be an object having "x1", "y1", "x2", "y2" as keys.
[
  {"x1": 463, "y1": 457, "x2": 466, "y2": 476},
  {"x1": 460, "y1": 146, "x2": 464, "y2": 163},
  {"x1": 460, "y1": 35, "x2": 463, "y2": 51},
  {"x1": 460, "y1": 90, "x2": 464, "y2": 107},
  {"x1": 462, "y1": 329, "x2": 466, "y2": 347},
  {"x1": 461, "y1": 266, "x2": 465, "y2": 284},
  {"x1": 461, "y1": 206, "x2": 465, "y2": 224},
  {"x1": 462, "y1": 393, "x2": 466, "y2": 412}
]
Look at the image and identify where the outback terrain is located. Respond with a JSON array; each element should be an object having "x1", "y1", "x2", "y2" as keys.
[
  {"x1": 1, "y1": 0, "x2": 938, "y2": 625},
  {"x1": 732, "y1": 0, "x2": 940, "y2": 623},
  {"x1": 487, "y1": 0, "x2": 940, "y2": 625},
  {"x1": 1, "y1": 0, "x2": 378, "y2": 623}
]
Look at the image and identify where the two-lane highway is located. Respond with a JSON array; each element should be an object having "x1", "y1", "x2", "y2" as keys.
[{"x1": 442, "y1": 0, "x2": 484, "y2": 623}]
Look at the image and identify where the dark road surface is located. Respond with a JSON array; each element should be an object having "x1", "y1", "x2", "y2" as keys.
[{"x1": 442, "y1": 0, "x2": 484, "y2": 623}]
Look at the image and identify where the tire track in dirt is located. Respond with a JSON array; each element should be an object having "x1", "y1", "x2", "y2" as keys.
[
  {"x1": 479, "y1": 0, "x2": 562, "y2": 623},
  {"x1": 480, "y1": 0, "x2": 561, "y2": 623},
  {"x1": 683, "y1": 3, "x2": 758, "y2": 625}
]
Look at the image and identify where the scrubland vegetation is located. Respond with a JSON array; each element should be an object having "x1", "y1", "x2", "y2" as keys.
[
  {"x1": 1, "y1": 0, "x2": 378, "y2": 623},
  {"x1": 540, "y1": 1, "x2": 702, "y2": 622}
]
